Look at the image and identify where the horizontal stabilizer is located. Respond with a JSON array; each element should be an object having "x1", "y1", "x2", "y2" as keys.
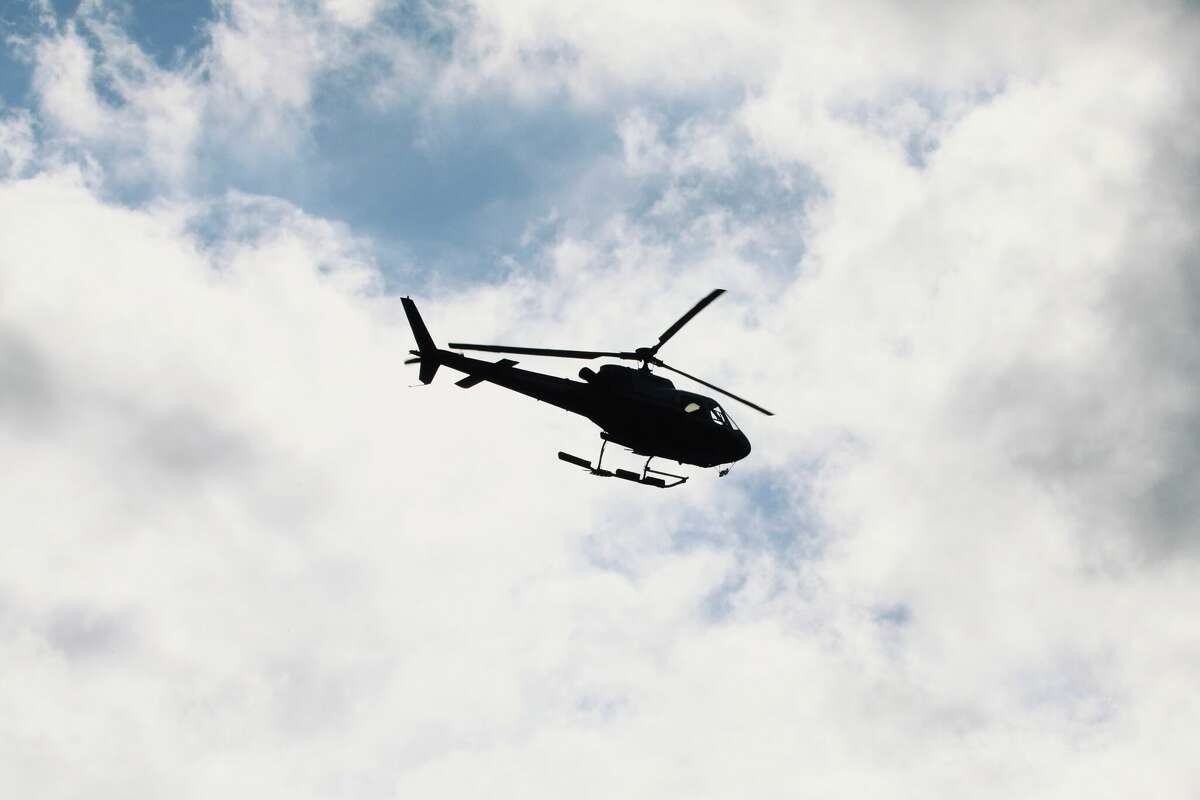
[{"x1": 455, "y1": 359, "x2": 517, "y2": 389}]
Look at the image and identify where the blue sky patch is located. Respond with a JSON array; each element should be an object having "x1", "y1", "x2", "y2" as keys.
[
  {"x1": 121, "y1": 0, "x2": 214, "y2": 68},
  {"x1": 0, "y1": 2, "x2": 41, "y2": 109}
]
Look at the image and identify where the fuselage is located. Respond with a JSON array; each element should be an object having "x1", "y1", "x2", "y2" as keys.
[{"x1": 434, "y1": 351, "x2": 751, "y2": 468}]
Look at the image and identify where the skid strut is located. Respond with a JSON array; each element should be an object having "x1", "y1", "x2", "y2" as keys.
[
  {"x1": 641, "y1": 456, "x2": 688, "y2": 488},
  {"x1": 558, "y1": 440, "x2": 687, "y2": 489}
]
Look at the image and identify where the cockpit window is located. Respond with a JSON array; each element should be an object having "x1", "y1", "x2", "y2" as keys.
[
  {"x1": 722, "y1": 407, "x2": 739, "y2": 431},
  {"x1": 684, "y1": 400, "x2": 733, "y2": 427}
]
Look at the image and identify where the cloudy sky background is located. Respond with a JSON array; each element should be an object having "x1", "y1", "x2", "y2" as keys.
[{"x1": 2, "y1": 0, "x2": 1199, "y2": 796}]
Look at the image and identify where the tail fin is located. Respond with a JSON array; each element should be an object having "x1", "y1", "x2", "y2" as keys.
[{"x1": 401, "y1": 297, "x2": 440, "y2": 384}]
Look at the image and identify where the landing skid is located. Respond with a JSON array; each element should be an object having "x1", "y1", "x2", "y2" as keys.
[{"x1": 557, "y1": 440, "x2": 688, "y2": 489}]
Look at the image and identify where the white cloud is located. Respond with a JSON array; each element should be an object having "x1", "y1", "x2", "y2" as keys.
[
  {"x1": 205, "y1": 0, "x2": 335, "y2": 137},
  {"x1": 3, "y1": 0, "x2": 1200, "y2": 797},
  {"x1": 30, "y1": 17, "x2": 202, "y2": 187},
  {"x1": 32, "y1": 29, "x2": 111, "y2": 139},
  {"x1": 0, "y1": 110, "x2": 36, "y2": 177},
  {"x1": 320, "y1": 0, "x2": 386, "y2": 29},
  {"x1": 25, "y1": 0, "x2": 410, "y2": 187}
]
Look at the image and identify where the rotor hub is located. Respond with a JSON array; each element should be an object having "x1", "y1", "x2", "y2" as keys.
[{"x1": 633, "y1": 346, "x2": 656, "y2": 361}]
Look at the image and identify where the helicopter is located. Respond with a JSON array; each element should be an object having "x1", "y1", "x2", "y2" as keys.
[{"x1": 402, "y1": 289, "x2": 772, "y2": 488}]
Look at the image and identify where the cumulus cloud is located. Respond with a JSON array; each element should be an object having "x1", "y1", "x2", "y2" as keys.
[
  {"x1": 2, "y1": 0, "x2": 1200, "y2": 797},
  {"x1": 0, "y1": 109, "x2": 36, "y2": 176}
]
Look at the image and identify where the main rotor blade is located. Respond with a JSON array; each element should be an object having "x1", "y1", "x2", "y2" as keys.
[
  {"x1": 448, "y1": 342, "x2": 635, "y2": 360},
  {"x1": 652, "y1": 288, "x2": 726, "y2": 355},
  {"x1": 653, "y1": 358, "x2": 775, "y2": 416}
]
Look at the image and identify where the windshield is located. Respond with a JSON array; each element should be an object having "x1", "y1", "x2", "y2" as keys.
[{"x1": 684, "y1": 399, "x2": 735, "y2": 429}]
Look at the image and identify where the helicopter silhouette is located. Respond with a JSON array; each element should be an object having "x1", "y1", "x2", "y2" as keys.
[{"x1": 402, "y1": 289, "x2": 772, "y2": 488}]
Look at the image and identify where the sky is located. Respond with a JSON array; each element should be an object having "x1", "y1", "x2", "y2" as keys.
[{"x1": 2, "y1": 0, "x2": 1199, "y2": 796}]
